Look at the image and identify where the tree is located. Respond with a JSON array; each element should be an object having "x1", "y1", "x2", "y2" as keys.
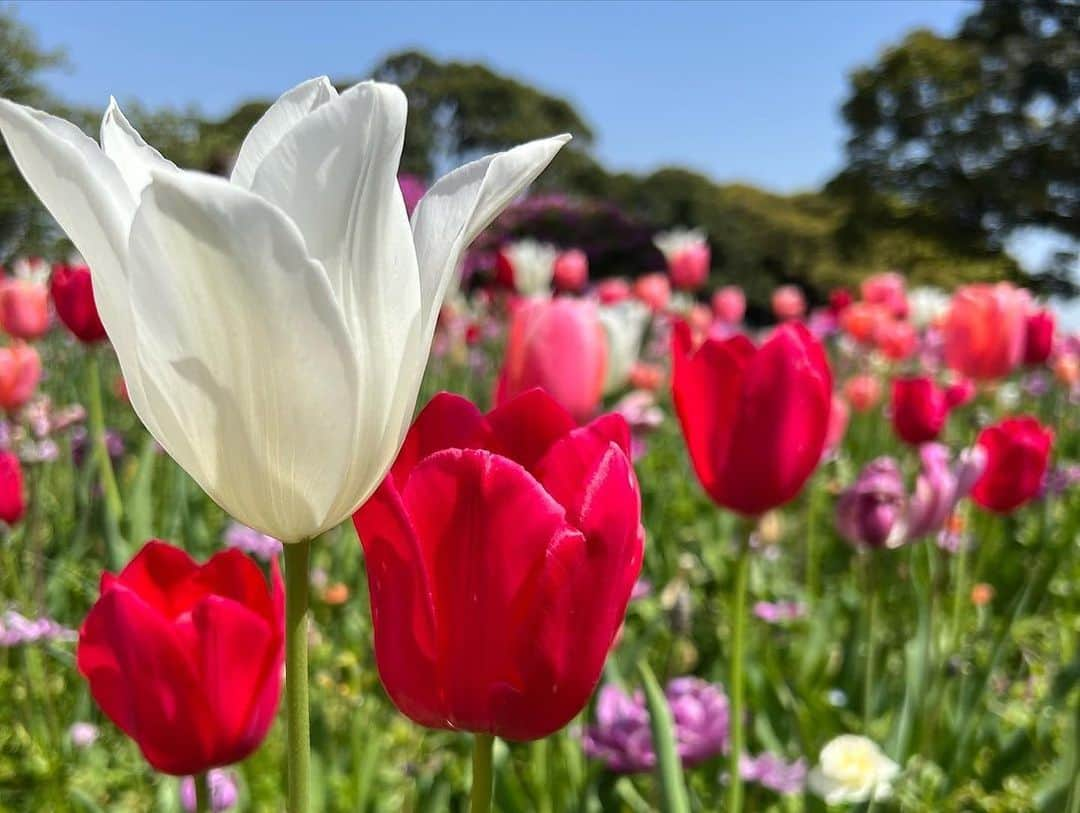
[{"x1": 834, "y1": 0, "x2": 1079, "y2": 250}]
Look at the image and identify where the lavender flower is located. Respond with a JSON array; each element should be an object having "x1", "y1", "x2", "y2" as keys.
[
  {"x1": 1042, "y1": 463, "x2": 1080, "y2": 498},
  {"x1": 835, "y1": 458, "x2": 906, "y2": 549},
  {"x1": 582, "y1": 678, "x2": 729, "y2": 773},
  {"x1": 68, "y1": 722, "x2": 99, "y2": 749},
  {"x1": 0, "y1": 610, "x2": 76, "y2": 646},
  {"x1": 753, "y1": 600, "x2": 805, "y2": 624},
  {"x1": 180, "y1": 769, "x2": 238, "y2": 812},
  {"x1": 630, "y1": 579, "x2": 653, "y2": 601},
  {"x1": 905, "y1": 444, "x2": 985, "y2": 540},
  {"x1": 223, "y1": 521, "x2": 282, "y2": 562},
  {"x1": 741, "y1": 753, "x2": 808, "y2": 794},
  {"x1": 70, "y1": 427, "x2": 125, "y2": 468}
]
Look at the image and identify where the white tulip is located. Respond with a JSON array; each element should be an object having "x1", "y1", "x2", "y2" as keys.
[
  {"x1": 908, "y1": 286, "x2": 951, "y2": 329},
  {"x1": 807, "y1": 734, "x2": 900, "y2": 805},
  {"x1": 598, "y1": 299, "x2": 651, "y2": 395},
  {"x1": 502, "y1": 238, "x2": 557, "y2": 295},
  {"x1": 0, "y1": 77, "x2": 568, "y2": 541}
]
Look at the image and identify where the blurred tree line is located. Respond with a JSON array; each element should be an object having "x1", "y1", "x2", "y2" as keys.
[{"x1": 0, "y1": 0, "x2": 1075, "y2": 304}]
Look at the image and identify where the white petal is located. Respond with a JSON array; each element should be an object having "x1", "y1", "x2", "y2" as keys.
[
  {"x1": 0, "y1": 99, "x2": 141, "y2": 381},
  {"x1": 125, "y1": 169, "x2": 361, "y2": 541},
  {"x1": 230, "y1": 75, "x2": 337, "y2": 189},
  {"x1": 100, "y1": 98, "x2": 177, "y2": 199},
  {"x1": 248, "y1": 81, "x2": 420, "y2": 332},
  {"x1": 410, "y1": 134, "x2": 571, "y2": 340}
]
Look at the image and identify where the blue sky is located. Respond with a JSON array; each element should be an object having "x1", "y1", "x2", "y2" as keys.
[{"x1": 17, "y1": 0, "x2": 973, "y2": 193}]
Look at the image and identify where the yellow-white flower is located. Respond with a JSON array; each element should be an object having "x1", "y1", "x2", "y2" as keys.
[
  {"x1": 0, "y1": 77, "x2": 568, "y2": 541},
  {"x1": 502, "y1": 239, "x2": 557, "y2": 295},
  {"x1": 598, "y1": 299, "x2": 650, "y2": 395},
  {"x1": 807, "y1": 735, "x2": 900, "y2": 805}
]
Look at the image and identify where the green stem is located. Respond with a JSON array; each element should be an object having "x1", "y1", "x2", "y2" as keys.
[
  {"x1": 194, "y1": 771, "x2": 211, "y2": 813},
  {"x1": 726, "y1": 531, "x2": 751, "y2": 813},
  {"x1": 85, "y1": 351, "x2": 124, "y2": 568},
  {"x1": 470, "y1": 733, "x2": 495, "y2": 813},
  {"x1": 284, "y1": 540, "x2": 311, "y2": 813},
  {"x1": 638, "y1": 661, "x2": 690, "y2": 813},
  {"x1": 863, "y1": 555, "x2": 879, "y2": 732}
]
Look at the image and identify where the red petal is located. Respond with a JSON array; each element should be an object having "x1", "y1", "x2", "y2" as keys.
[
  {"x1": 191, "y1": 595, "x2": 280, "y2": 766},
  {"x1": 403, "y1": 448, "x2": 581, "y2": 733},
  {"x1": 77, "y1": 584, "x2": 212, "y2": 775},
  {"x1": 353, "y1": 479, "x2": 444, "y2": 728},
  {"x1": 193, "y1": 548, "x2": 277, "y2": 625},
  {"x1": 391, "y1": 392, "x2": 487, "y2": 485},
  {"x1": 719, "y1": 323, "x2": 831, "y2": 514},
  {"x1": 671, "y1": 322, "x2": 755, "y2": 501},
  {"x1": 483, "y1": 388, "x2": 576, "y2": 473},
  {"x1": 114, "y1": 540, "x2": 201, "y2": 618}
]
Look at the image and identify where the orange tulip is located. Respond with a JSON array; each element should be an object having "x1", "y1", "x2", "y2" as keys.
[{"x1": 943, "y1": 283, "x2": 1028, "y2": 380}]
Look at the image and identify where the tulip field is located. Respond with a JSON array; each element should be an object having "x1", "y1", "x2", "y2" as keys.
[{"x1": 0, "y1": 79, "x2": 1078, "y2": 813}]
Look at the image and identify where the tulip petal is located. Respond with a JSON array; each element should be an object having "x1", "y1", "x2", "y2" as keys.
[
  {"x1": 404, "y1": 448, "x2": 582, "y2": 733},
  {"x1": 125, "y1": 169, "x2": 361, "y2": 541},
  {"x1": 0, "y1": 100, "x2": 138, "y2": 375},
  {"x1": 230, "y1": 75, "x2": 338, "y2": 190},
  {"x1": 113, "y1": 539, "x2": 200, "y2": 617},
  {"x1": 670, "y1": 322, "x2": 755, "y2": 499},
  {"x1": 100, "y1": 98, "x2": 178, "y2": 199},
  {"x1": 483, "y1": 388, "x2": 576, "y2": 473},
  {"x1": 77, "y1": 585, "x2": 212, "y2": 775},
  {"x1": 191, "y1": 595, "x2": 280, "y2": 765},
  {"x1": 353, "y1": 480, "x2": 443, "y2": 728},
  {"x1": 720, "y1": 324, "x2": 832, "y2": 514},
  {"x1": 412, "y1": 134, "x2": 569, "y2": 327},
  {"x1": 194, "y1": 548, "x2": 278, "y2": 624},
  {"x1": 390, "y1": 392, "x2": 487, "y2": 486}
]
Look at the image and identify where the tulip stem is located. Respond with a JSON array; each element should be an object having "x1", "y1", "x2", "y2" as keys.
[
  {"x1": 85, "y1": 350, "x2": 124, "y2": 568},
  {"x1": 194, "y1": 771, "x2": 211, "y2": 813},
  {"x1": 284, "y1": 539, "x2": 311, "y2": 813},
  {"x1": 470, "y1": 733, "x2": 495, "y2": 813},
  {"x1": 726, "y1": 529, "x2": 751, "y2": 813}
]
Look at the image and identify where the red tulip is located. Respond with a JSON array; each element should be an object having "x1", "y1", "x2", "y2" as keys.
[
  {"x1": 0, "y1": 277, "x2": 49, "y2": 340},
  {"x1": 861, "y1": 272, "x2": 908, "y2": 319},
  {"x1": 971, "y1": 416, "x2": 1053, "y2": 514},
  {"x1": 671, "y1": 321, "x2": 832, "y2": 515},
  {"x1": 891, "y1": 376, "x2": 949, "y2": 445},
  {"x1": 1023, "y1": 308, "x2": 1054, "y2": 365},
  {"x1": 553, "y1": 249, "x2": 589, "y2": 293},
  {"x1": 0, "y1": 343, "x2": 41, "y2": 411},
  {"x1": 843, "y1": 374, "x2": 882, "y2": 413},
  {"x1": 495, "y1": 297, "x2": 607, "y2": 423},
  {"x1": 945, "y1": 377, "x2": 976, "y2": 409},
  {"x1": 353, "y1": 389, "x2": 644, "y2": 740},
  {"x1": 771, "y1": 285, "x2": 806, "y2": 321},
  {"x1": 0, "y1": 450, "x2": 25, "y2": 524},
  {"x1": 712, "y1": 286, "x2": 746, "y2": 325},
  {"x1": 76, "y1": 541, "x2": 283, "y2": 775},
  {"x1": 596, "y1": 277, "x2": 631, "y2": 304},
  {"x1": 829, "y1": 287, "x2": 853, "y2": 316},
  {"x1": 633, "y1": 273, "x2": 671, "y2": 312},
  {"x1": 50, "y1": 263, "x2": 107, "y2": 343},
  {"x1": 943, "y1": 283, "x2": 1029, "y2": 380}
]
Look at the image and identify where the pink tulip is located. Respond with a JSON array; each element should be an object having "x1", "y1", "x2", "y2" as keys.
[
  {"x1": 495, "y1": 297, "x2": 607, "y2": 423},
  {"x1": 771, "y1": 285, "x2": 806, "y2": 321},
  {"x1": 553, "y1": 249, "x2": 589, "y2": 293},
  {"x1": 943, "y1": 283, "x2": 1029, "y2": 380},
  {"x1": 0, "y1": 260, "x2": 49, "y2": 340},
  {"x1": 861, "y1": 272, "x2": 908, "y2": 319},
  {"x1": 712, "y1": 286, "x2": 746, "y2": 325},
  {"x1": 824, "y1": 394, "x2": 850, "y2": 456},
  {"x1": 633, "y1": 273, "x2": 671, "y2": 312},
  {"x1": 0, "y1": 343, "x2": 41, "y2": 411},
  {"x1": 596, "y1": 278, "x2": 631, "y2": 304},
  {"x1": 655, "y1": 229, "x2": 710, "y2": 291}
]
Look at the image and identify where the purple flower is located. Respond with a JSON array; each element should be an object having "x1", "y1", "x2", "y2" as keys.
[
  {"x1": 180, "y1": 769, "x2": 238, "y2": 812},
  {"x1": 630, "y1": 579, "x2": 653, "y2": 601},
  {"x1": 753, "y1": 600, "x2": 805, "y2": 624},
  {"x1": 613, "y1": 390, "x2": 664, "y2": 461},
  {"x1": 68, "y1": 722, "x2": 99, "y2": 749},
  {"x1": 741, "y1": 753, "x2": 808, "y2": 794},
  {"x1": 906, "y1": 444, "x2": 985, "y2": 540},
  {"x1": 835, "y1": 458, "x2": 906, "y2": 549},
  {"x1": 582, "y1": 678, "x2": 729, "y2": 773},
  {"x1": 1041, "y1": 463, "x2": 1080, "y2": 498},
  {"x1": 70, "y1": 427, "x2": 124, "y2": 468},
  {"x1": 397, "y1": 173, "x2": 426, "y2": 217},
  {"x1": 0, "y1": 610, "x2": 76, "y2": 646},
  {"x1": 222, "y1": 521, "x2": 282, "y2": 562}
]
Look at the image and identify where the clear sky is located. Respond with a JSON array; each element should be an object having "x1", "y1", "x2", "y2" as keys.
[{"x1": 16, "y1": 0, "x2": 974, "y2": 194}]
